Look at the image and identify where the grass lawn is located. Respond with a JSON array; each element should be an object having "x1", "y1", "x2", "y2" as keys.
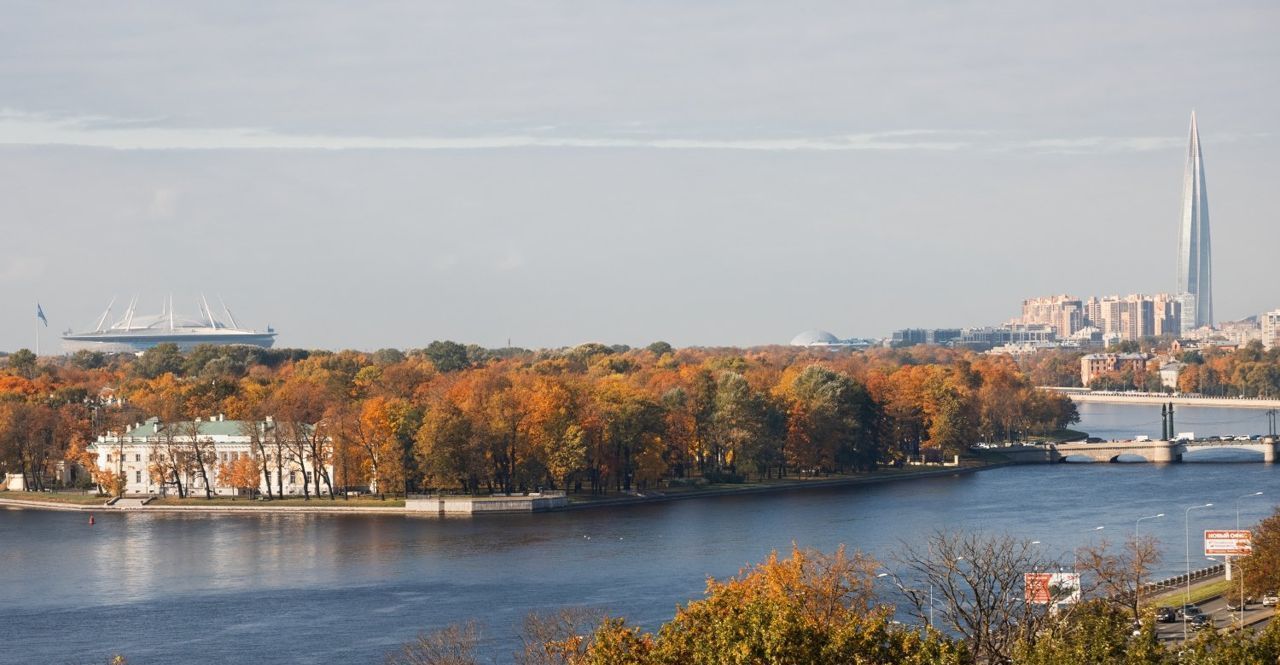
[
  {"x1": 0, "y1": 491, "x2": 110, "y2": 505},
  {"x1": 146, "y1": 496, "x2": 405, "y2": 508},
  {"x1": 1147, "y1": 578, "x2": 1234, "y2": 608}
]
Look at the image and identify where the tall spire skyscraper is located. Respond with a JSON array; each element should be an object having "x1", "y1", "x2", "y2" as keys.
[{"x1": 1177, "y1": 111, "x2": 1212, "y2": 329}]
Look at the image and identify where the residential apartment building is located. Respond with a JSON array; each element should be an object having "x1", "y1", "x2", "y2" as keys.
[
  {"x1": 1080, "y1": 353, "x2": 1149, "y2": 386},
  {"x1": 1094, "y1": 294, "x2": 1181, "y2": 342},
  {"x1": 1021, "y1": 295, "x2": 1085, "y2": 336},
  {"x1": 1262, "y1": 309, "x2": 1280, "y2": 350}
]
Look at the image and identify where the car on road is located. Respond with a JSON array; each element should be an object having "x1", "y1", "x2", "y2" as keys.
[
  {"x1": 1156, "y1": 607, "x2": 1178, "y2": 623},
  {"x1": 1178, "y1": 604, "x2": 1204, "y2": 620},
  {"x1": 1262, "y1": 594, "x2": 1279, "y2": 607},
  {"x1": 1189, "y1": 614, "x2": 1213, "y2": 630}
]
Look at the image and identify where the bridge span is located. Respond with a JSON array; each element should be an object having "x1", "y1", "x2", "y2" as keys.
[
  {"x1": 992, "y1": 437, "x2": 1279, "y2": 464},
  {"x1": 1040, "y1": 388, "x2": 1280, "y2": 410}
]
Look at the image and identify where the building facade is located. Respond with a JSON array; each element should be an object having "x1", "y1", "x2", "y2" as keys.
[
  {"x1": 1177, "y1": 111, "x2": 1213, "y2": 328},
  {"x1": 1021, "y1": 295, "x2": 1085, "y2": 336},
  {"x1": 89, "y1": 416, "x2": 333, "y2": 497},
  {"x1": 1080, "y1": 353, "x2": 1149, "y2": 386},
  {"x1": 1263, "y1": 310, "x2": 1280, "y2": 350}
]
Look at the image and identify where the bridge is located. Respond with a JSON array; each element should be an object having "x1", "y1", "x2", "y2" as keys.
[
  {"x1": 991, "y1": 437, "x2": 1279, "y2": 464},
  {"x1": 1040, "y1": 388, "x2": 1280, "y2": 410}
]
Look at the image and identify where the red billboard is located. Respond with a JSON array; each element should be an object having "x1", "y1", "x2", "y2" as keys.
[{"x1": 1204, "y1": 530, "x2": 1252, "y2": 556}]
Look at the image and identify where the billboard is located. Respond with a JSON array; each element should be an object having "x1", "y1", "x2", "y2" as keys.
[
  {"x1": 1024, "y1": 572, "x2": 1081, "y2": 605},
  {"x1": 1204, "y1": 530, "x2": 1252, "y2": 556}
]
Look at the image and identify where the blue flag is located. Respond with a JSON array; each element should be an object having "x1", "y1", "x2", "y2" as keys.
[{"x1": 36, "y1": 303, "x2": 47, "y2": 327}]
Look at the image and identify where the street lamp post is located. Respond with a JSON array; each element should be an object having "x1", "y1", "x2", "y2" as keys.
[
  {"x1": 1228, "y1": 492, "x2": 1263, "y2": 582},
  {"x1": 1184, "y1": 502, "x2": 1214, "y2": 642},
  {"x1": 1233, "y1": 492, "x2": 1262, "y2": 627},
  {"x1": 1135, "y1": 513, "x2": 1164, "y2": 539},
  {"x1": 1236, "y1": 491, "x2": 1263, "y2": 530}
]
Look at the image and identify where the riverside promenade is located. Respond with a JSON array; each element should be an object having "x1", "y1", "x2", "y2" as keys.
[{"x1": 1042, "y1": 388, "x2": 1280, "y2": 410}]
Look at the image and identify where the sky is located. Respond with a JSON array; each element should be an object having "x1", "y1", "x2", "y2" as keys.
[{"x1": 2, "y1": 1, "x2": 1278, "y2": 352}]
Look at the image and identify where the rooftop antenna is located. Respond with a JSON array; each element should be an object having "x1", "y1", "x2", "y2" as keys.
[
  {"x1": 200, "y1": 293, "x2": 217, "y2": 328},
  {"x1": 218, "y1": 296, "x2": 240, "y2": 329},
  {"x1": 93, "y1": 296, "x2": 116, "y2": 332}
]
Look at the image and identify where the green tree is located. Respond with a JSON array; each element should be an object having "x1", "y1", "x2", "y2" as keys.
[
  {"x1": 133, "y1": 343, "x2": 184, "y2": 379},
  {"x1": 1240, "y1": 506, "x2": 1280, "y2": 598},
  {"x1": 6, "y1": 348, "x2": 37, "y2": 377},
  {"x1": 423, "y1": 341, "x2": 472, "y2": 373}
]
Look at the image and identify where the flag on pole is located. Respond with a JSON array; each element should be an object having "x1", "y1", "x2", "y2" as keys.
[{"x1": 36, "y1": 303, "x2": 47, "y2": 327}]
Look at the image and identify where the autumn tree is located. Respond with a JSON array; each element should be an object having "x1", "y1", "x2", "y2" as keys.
[
  {"x1": 1074, "y1": 535, "x2": 1162, "y2": 622},
  {"x1": 178, "y1": 420, "x2": 216, "y2": 499},
  {"x1": 218, "y1": 454, "x2": 261, "y2": 498},
  {"x1": 892, "y1": 531, "x2": 1063, "y2": 664},
  {"x1": 570, "y1": 546, "x2": 966, "y2": 665},
  {"x1": 1240, "y1": 506, "x2": 1280, "y2": 598}
]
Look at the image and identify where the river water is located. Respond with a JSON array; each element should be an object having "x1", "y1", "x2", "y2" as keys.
[{"x1": 1, "y1": 405, "x2": 1278, "y2": 664}]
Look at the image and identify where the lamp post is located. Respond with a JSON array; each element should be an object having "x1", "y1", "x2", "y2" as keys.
[
  {"x1": 1236, "y1": 491, "x2": 1263, "y2": 530},
  {"x1": 1227, "y1": 492, "x2": 1263, "y2": 583},
  {"x1": 1135, "y1": 513, "x2": 1164, "y2": 539},
  {"x1": 1184, "y1": 502, "x2": 1214, "y2": 642}
]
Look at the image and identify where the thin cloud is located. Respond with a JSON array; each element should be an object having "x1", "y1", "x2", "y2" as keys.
[{"x1": 0, "y1": 109, "x2": 1251, "y2": 155}]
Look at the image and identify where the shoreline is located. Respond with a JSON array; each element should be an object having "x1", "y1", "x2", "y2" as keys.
[
  {"x1": 0, "y1": 462, "x2": 1011, "y2": 516},
  {"x1": 559, "y1": 462, "x2": 1010, "y2": 511}
]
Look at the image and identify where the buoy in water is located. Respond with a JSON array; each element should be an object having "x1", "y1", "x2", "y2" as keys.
[{"x1": 88, "y1": 514, "x2": 95, "y2": 525}]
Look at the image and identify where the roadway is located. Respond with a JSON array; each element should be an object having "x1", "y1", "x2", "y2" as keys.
[
  {"x1": 1041, "y1": 388, "x2": 1280, "y2": 410},
  {"x1": 1151, "y1": 594, "x2": 1275, "y2": 643}
]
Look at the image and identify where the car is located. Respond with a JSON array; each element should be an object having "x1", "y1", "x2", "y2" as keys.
[
  {"x1": 1262, "y1": 594, "x2": 1279, "y2": 607},
  {"x1": 1178, "y1": 604, "x2": 1204, "y2": 620},
  {"x1": 1189, "y1": 614, "x2": 1213, "y2": 630},
  {"x1": 1156, "y1": 607, "x2": 1178, "y2": 623}
]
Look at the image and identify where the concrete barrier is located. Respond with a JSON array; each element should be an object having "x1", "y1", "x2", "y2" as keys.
[{"x1": 406, "y1": 492, "x2": 569, "y2": 515}]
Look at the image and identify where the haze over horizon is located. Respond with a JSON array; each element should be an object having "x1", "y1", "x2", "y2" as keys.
[{"x1": 3, "y1": 2, "x2": 1278, "y2": 352}]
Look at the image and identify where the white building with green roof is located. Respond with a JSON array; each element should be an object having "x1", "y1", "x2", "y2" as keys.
[{"x1": 89, "y1": 415, "x2": 332, "y2": 497}]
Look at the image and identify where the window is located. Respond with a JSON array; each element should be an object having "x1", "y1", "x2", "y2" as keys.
[
  {"x1": 135, "y1": 454, "x2": 141, "y2": 462},
  {"x1": 106, "y1": 454, "x2": 112, "y2": 463},
  {"x1": 135, "y1": 470, "x2": 141, "y2": 483},
  {"x1": 288, "y1": 471, "x2": 296, "y2": 484}
]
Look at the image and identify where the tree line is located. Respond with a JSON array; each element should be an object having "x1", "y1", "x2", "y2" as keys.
[
  {"x1": 1017, "y1": 341, "x2": 1280, "y2": 397},
  {"x1": 386, "y1": 529, "x2": 1280, "y2": 665},
  {"x1": 0, "y1": 341, "x2": 1076, "y2": 497}
]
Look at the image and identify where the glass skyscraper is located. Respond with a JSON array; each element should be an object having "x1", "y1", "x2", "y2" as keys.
[{"x1": 1176, "y1": 111, "x2": 1212, "y2": 329}]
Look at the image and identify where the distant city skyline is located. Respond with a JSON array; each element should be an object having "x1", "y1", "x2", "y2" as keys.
[{"x1": 2, "y1": 3, "x2": 1278, "y2": 352}]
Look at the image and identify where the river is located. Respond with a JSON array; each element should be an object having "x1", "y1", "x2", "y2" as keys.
[{"x1": 1, "y1": 405, "x2": 1277, "y2": 664}]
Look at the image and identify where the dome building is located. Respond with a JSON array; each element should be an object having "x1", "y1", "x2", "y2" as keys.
[{"x1": 790, "y1": 329, "x2": 841, "y2": 347}]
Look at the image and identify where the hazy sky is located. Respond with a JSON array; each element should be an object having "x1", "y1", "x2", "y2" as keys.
[{"x1": 3, "y1": 2, "x2": 1278, "y2": 352}]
